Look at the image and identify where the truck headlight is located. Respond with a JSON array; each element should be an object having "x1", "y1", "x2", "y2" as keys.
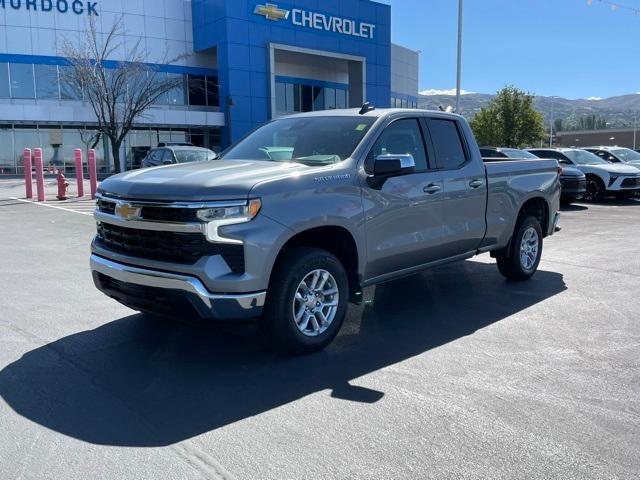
[
  {"x1": 198, "y1": 199, "x2": 262, "y2": 244},
  {"x1": 196, "y1": 199, "x2": 262, "y2": 223}
]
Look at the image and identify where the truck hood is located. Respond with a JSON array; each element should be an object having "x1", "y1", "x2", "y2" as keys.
[{"x1": 98, "y1": 160, "x2": 307, "y2": 201}]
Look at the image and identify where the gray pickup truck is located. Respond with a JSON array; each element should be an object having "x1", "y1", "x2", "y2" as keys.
[{"x1": 91, "y1": 108, "x2": 561, "y2": 353}]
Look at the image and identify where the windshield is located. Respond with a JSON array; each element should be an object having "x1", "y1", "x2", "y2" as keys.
[
  {"x1": 564, "y1": 149, "x2": 609, "y2": 165},
  {"x1": 174, "y1": 150, "x2": 214, "y2": 163},
  {"x1": 222, "y1": 117, "x2": 376, "y2": 166},
  {"x1": 610, "y1": 148, "x2": 640, "y2": 162},
  {"x1": 501, "y1": 148, "x2": 538, "y2": 159}
]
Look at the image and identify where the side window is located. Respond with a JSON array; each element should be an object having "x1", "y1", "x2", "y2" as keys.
[
  {"x1": 539, "y1": 151, "x2": 559, "y2": 160},
  {"x1": 368, "y1": 119, "x2": 429, "y2": 171},
  {"x1": 425, "y1": 118, "x2": 467, "y2": 169},
  {"x1": 148, "y1": 150, "x2": 164, "y2": 165},
  {"x1": 162, "y1": 150, "x2": 175, "y2": 163},
  {"x1": 479, "y1": 148, "x2": 494, "y2": 158}
]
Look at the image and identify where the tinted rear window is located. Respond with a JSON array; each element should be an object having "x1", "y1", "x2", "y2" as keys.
[{"x1": 426, "y1": 119, "x2": 467, "y2": 169}]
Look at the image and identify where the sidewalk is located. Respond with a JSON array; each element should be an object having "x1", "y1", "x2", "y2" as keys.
[{"x1": 0, "y1": 177, "x2": 97, "y2": 201}]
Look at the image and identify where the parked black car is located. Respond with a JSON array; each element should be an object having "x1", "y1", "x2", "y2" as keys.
[
  {"x1": 480, "y1": 147, "x2": 586, "y2": 204},
  {"x1": 141, "y1": 146, "x2": 217, "y2": 168}
]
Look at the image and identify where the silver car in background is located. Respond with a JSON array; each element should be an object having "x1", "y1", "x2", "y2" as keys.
[{"x1": 528, "y1": 148, "x2": 640, "y2": 201}]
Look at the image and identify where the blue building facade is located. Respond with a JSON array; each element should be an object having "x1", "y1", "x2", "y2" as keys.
[
  {"x1": 0, "y1": 0, "x2": 418, "y2": 174},
  {"x1": 192, "y1": 0, "x2": 394, "y2": 143}
]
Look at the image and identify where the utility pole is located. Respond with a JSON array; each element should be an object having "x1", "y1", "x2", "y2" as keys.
[
  {"x1": 549, "y1": 96, "x2": 558, "y2": 148},
  {"x1": 549, "y1": 100, "x2": 554, "y2": 147},
  {"x1": 455, "y1": 0, "x2": 464, "y2": 113}
]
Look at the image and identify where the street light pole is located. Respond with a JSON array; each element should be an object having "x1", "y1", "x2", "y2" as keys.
[
  {"x1": 634, "y1": 112, "x2": 637, "y2": 149},
  {"x1": 455, "y1": 0, "x2": 464, "y2": 113},
  {"x1": 549, "y1": 99, "x2": 554, "y2": 147}
]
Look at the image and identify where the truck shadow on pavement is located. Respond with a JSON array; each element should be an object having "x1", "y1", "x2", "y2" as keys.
[{"x1": 0, "y1": 260, "x2": 566, "y2": 447}]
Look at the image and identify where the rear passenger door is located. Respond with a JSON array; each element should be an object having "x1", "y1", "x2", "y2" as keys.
[{"x1": 423, "y1": 117, "x2": 487, "y2": 257}]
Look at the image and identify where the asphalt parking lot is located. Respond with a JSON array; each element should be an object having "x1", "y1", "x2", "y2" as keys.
[{"x1": 0, "y1": 186, "x2": 638, "y2": 480}]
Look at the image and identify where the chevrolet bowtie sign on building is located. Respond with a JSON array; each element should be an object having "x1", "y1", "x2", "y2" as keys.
[
  {"x1": 254, "y1": 3, "x2": 376, "y2": 39},
  {"x1": 254, "y1": 3, "x2": 289, "y2": 21}
]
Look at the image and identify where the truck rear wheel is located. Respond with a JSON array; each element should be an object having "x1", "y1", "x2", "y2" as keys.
[
  {"x1": 496, "y1": 216, "x2": 543, "y2": 281},
  {"x1": 262, "y1": 247, "x2": 349, "y2": 354}
]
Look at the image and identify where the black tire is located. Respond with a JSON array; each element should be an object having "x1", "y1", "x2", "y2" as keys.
[
  {"x1": 584, "y1": 176, "x2": 604, "y2": 202},
  {"x1": 496, "y1": 216, "x2": 543, "y2": 281},
  {"x1": 262, "y1": 247, "x2": 349, "y2": 355}
]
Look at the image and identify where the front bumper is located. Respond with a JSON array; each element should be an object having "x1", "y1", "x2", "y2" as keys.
[
  {"x1": 91, "y1": 254, "x2": 265, "y2": 320},
  {"x1": 608, "y1": 175, "x2": 640, "y2": 191}
]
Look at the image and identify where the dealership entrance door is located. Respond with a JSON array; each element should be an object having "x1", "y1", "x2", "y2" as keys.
[{"x1": 269, "y1": 44, "x2": 366, "y2": 118}]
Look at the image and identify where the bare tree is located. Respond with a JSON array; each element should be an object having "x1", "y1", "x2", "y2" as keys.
[
  {"x1": 78, "y1": 128, "x2": 101, "y2": 152},
  {"x1": 61, "y1": 16, "x2": 184, "y2": 173}
]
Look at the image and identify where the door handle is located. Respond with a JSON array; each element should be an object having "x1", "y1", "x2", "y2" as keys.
[
  {"x1": 423, "y1": 184, "x2": 442, "y2": 194},
  {"x1": 469, "y1": 179, "x2": 485, "y2": 189}
]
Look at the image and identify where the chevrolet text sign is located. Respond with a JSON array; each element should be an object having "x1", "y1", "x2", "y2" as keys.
[
  {"x1": 254, "y1": 3, "x2": 376, "y2": 40},
  {"x1": 0, "y1": 0, "x2": 99, "y2": 16}
]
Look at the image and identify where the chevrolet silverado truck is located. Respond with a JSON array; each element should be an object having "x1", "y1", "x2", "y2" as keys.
[{"x1": 91, "y1": 108, "x2": 561, "y2": 354}]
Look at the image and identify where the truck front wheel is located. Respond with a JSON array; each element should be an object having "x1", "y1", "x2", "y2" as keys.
[
  {"x1": 263, "y1": 247, "x2": 349, "y2": 354},
  {"x1": 496, "y1": 216, "x2": 543, "y2": 281}
]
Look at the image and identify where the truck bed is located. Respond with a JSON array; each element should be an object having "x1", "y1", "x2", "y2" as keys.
[{"x1": 482, "y1": 158, "x2": 560, "y2": 249}]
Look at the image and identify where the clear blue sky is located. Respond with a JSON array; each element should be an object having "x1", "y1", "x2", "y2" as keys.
[{"x1": 378, "y1": 0, "x2": 640, "y2": 99}]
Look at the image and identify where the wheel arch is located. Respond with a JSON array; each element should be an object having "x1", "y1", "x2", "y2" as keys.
[
  {"x1": 517, "y1": 196, "x2": 550, "y2": 236},
  {"x1": 270, "y1": 225, "x2": 362, "y2": 302}
]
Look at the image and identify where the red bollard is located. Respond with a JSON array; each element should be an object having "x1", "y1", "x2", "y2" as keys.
[
  {"x1": 23, "y1": 148, "x2": 33, "y2": 199},
  {"x1": 34, "y1": 148, "x2": 45, "y2": 202},
  {"x1": 88, "y1": 149, "x2": 98, "y2": 200},
  {"x1": 56, "y1": 171, "x2": 69, "y2": 200},
  {"x1": 74, "y1": 148, "x2": 85, "y2": 197}
]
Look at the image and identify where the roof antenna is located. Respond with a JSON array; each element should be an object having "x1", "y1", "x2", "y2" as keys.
[{"x1": 359, "y1": 102, "x2": 375, "y2": 115}]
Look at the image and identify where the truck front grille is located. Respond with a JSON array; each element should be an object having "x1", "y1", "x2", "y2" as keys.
[
  {"x1": 97, "y1": 198, "x2": 116, "y2": 215},
  {"x1": 97, "y1": 198, "x2": 198, "y2": 223},
  {"x1": 96, "y1": 223, "x2": 245, "y2": 273}
]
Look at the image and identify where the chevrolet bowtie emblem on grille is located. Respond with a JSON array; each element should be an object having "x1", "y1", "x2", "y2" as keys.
[
  {"x1": 254, "y1": 3, "x2": 290, "y2": 21},
  {"x1": 115, "y1": 203, "x2": 142, "y2": 221}
]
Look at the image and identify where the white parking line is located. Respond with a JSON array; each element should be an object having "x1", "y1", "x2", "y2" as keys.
[{"x1": 10, "y1": 197, "x2": 94, "y2": 216}]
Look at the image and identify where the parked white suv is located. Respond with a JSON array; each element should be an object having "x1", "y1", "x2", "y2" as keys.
[{"x1": 527, "y1": 148, "x2": 640, "y2": 201}]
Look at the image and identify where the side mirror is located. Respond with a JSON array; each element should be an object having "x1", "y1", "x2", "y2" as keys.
[
  {"x1": 162, "y1": 160, "x2": 173, "y2": 165},
  {"x1": 210, "y1": 152, "x2": 219, "y2": 160},
  {"x1": 373, "y1": 154, "x2": 415, "y2": 175}
]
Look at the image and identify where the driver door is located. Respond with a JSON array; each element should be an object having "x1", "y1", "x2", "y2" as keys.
[{"x1": 362, "y1": 117, "x2": 446, "y2": 282}]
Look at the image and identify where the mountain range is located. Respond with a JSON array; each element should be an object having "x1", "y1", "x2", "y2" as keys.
[{"x1": 418, "y1": 92, "x2": 640, "y2": 131}]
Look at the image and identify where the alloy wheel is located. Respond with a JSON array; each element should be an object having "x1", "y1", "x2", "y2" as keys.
[
  {"x1": 292, "y1": 269, "x2": 340, "y2": 337},
  {"x1": 520, "y1": 227, "x2": 540, "y2": 271},
  {"x1": 584, "y1": 179, "x2": 601, "y2": 202}
]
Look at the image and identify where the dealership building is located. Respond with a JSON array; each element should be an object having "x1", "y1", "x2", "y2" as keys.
[{"x1": 0, "y1": 0, "x2": 420, "y2": 174}]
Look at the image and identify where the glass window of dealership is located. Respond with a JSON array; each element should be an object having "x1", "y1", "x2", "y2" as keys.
[{"x1": 0, "y1": 0, "x2": 420, "y2": 175}]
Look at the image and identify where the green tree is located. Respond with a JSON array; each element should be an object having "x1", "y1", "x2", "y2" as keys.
[{"x1": 470, "y1": 86, "x2": 546, "y2": 147}]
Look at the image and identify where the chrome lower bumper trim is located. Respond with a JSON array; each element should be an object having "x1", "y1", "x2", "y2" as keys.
[{"x1": 90, "y1": 254, "x2": 265, "y2": 320}]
